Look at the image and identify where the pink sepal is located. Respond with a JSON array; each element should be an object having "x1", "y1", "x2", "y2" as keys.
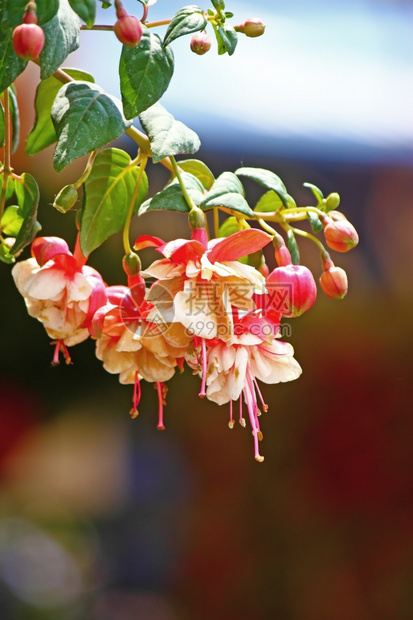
[{"x1": 207, "y1": 229, "x2": 272, "y2": 264}]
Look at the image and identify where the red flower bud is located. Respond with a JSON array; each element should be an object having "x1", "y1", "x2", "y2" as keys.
[
  {"x1": 114, "y1": 15, "x2": 143, "y2": 47},
  {"x1": 274, "y1": 244, "x2": 292, "y2": 267},
  {"x1": 266, "y1": 264, "x2": 317, "y2": 318},
  {"x1": 243, "y1": 18, "x2": 266, "y2": 38},
  {"x1": 190, "y1": 31, "x2": 212, "y2": 55},
  {"x1": 320, "y1": 264, "x2": 348, "y2": 299},
  {"x1": 12, "y1": 23, "x2": 45, "y2": 60},
  {"x1": 323, "y1": 218, "x2": 359, "y2": 253}
]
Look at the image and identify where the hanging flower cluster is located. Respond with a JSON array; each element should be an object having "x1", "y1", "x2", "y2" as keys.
[{"x1": 2, "y1": 0, "x2": 359, "y2": 461}]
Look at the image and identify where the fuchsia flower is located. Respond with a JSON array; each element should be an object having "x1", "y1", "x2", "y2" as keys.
[
  {"x1": 91, "y1": 280, "x2": 191, "y2": 426},
  {"x1": 12, "y1": 237, "x2": 106, "y2": 363},
  {"x1": 187, "y1": 314, "x2": 302, "y2": 462},
  {"x1": 135, "y1": 228, "x2": 272, "y2": 341}
]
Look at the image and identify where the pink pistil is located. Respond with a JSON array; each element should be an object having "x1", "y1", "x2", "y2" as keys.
[
  {"x1": 253, "y1": 377, "x2": 268, "y2": 412},
  {"x1": 198, "y1": 338, "x2": 207, "y2": 398},
  {"x1": 243, "y1": 378, "x2": 264, "y2": 463},
  {"x1": 156, "y1": 381, "x2": 166, "y2": 430},
  {"x1": 130, "y1": 371, "x2": 141, "y2": 418},
  {"x1": 51, "y1": 340, "x2": 72, "y2": 366}
]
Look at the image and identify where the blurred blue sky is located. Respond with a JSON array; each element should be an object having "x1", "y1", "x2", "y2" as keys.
[{"x1": 70, "y1": 0, "x2": 413, "y2": 162}]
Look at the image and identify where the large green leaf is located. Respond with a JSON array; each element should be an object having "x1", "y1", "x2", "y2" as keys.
[
  {"x1": 1, "y1": 205, "x2": 23, "y2": 236},
  {"x1": 120, "y1": 29, "x2": 174, "y2": 119},
  {"x1": 26, "y1": 68, "x2": 95, "y2": 156},
  {"x1": 39, "y1": 0, "x2": 80, "y2": 80},
  {"x1": 178, "y1": 159, "x2": 214, "y2": 190},
  {"x1": 0, "y1": 173, "x2": 15, "y2": 200},
  {"x1": 200, "y1": 171, "x2": 254, "y2": 216},
  {"x1": 68, "y1": 0, "x2": 96, "y2": 28},
  {"x1": 51, "y1": 81, "x2": 131, "y2": 172},
  {"x1": 139, "y1": 173, "x2": 204, "y2": 215},
  {"x1": 163, "y1": 6, "x2": 207, "y2": 47},
  {"x1": 80, "y1": 148, "x2": 148, "y2": 255},
  {"x1": 139, "y1": 103, "x2": 200, "y2": 163},
  {"x1": 11, "y1": 172, "x2": 40, "y2": 255},
  {"x1": 235, "y1": 167, "x2": 290, "y2": 207},
  {"x1": 254, "y1": 190, "x2": 284, "y2": 213}
]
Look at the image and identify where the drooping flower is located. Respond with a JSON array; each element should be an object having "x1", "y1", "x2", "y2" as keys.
[
  {"x1": 12, "y1": 236, "x2": 106, "y2": 363},
  {"x1": 135, "y1": 228, "x2": 272, "y2": 342},
  {"x1": 91, "y1": 282, "x2": 191, "y2": 427},
  {"x1": 186, "y1": 314, "x2": 302, "y2": 462}
]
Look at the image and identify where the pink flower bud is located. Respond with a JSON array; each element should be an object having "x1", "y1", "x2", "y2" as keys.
[
  {"x1": 266, "y1": 264, "x2": 317, "y2": 318},
  {"x1": 12, "y1": 23, "x2": 45, "y2": 60},
  {"x1": 190, "y1": 31, "x2": 212, "y2": 55},
  {"x1": 114, "y1": 15, "x2": 143, "y2": 47},
  {"x1": 319, "y1": 264, "x2": 348, "y2": 299},
  {"x1": 323, "y1": 218, "x2": 359, "y2": 253},
  {"x1": 274, "y1": 244, "x2": 292, "y2": 267},
  {"x1": 243, "y1": 18, "x2": 266, "y2": 38}
]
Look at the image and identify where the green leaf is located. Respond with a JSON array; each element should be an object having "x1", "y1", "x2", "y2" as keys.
[
  {"x1": 139, "y1": 173, "x2": 204, "y2": 215},
  {"x1": 163, "y1": 6, "x2": 207, "y2": 47},
  {"x1": 178, "y1": 159, "x2": 214, "y2": 190},
  {"x1": 287, "y1": 229, "x2": 300, "y2": 265},
  {"x1": 303, "y1": 182, "x2": 324, "y2": 204},
  {"x1": 254, "y1": 190, "x2": 284, "y2": 213},
  {"x1": 0, "y1": 173, "x2": 15, "y2": 200},
  {"x1": 2, "y1": 0, "x2": 59, "y2": 28},
  {"x1": 137, "y1": 0, "x2": 158, "y2": 6},
  {"x1": 120, "y1": 29, "x2": 174, "y2": 119},
  {"x1": 0, "y1": 101, "x2": 4, "y2": 149},
  {"x1": 80, "y1": 148, "x2": 148, "y2": 255},
  {"x1": 26, "y1": 68, "x2": 95, "y2": 156},
  {"x1": 14, "y1": 172, "x2": 40, "y2": 217},
  {"x1": 8, "y1": 86, "x2": 20, "y2": 154},
  {"x1": 213, "y1": 24, "x2": 238, "y2": 56},
  {"x1": 235, "y1": 167, "x2": 290, "y2": 208},
  {"x1": 39, "y1": 0, "x2": 80, "y2": 80},
  {"x1": 68, "y1": 0, "x2": 96, "y2": 28},
  {"x1": 200, "y1": 171, "x2": 254, "y2": 217},
  {"x1": 211, "y1": 0, "x2": 225, "y2": 11},
  {"x1": 218, "y1": 216, "x2": 248, "y2": 238},
  {"x1": 0, "y1": 243, "x2": 15, "y2": 264},
  {"x1": 138, "y1": 103, "x2": 200, "y2": 163},
  {"x1": 51, "y1": 81, "x2": 131, "y2": 172},
  {"x1": 307, "y1": 210, "x2": 323, "y2": 233},
  {"x1": 1, "y1": 205, "x2": 23, "y2": 236},
  {"x1": 11, "y1": 173, "x2": 40, "y2": 255}
]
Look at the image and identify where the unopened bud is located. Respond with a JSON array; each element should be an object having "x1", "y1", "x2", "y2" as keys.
[
  {"x1": 266, "y1": 264, "x2": 317, "y2": 318},
  {"x1": 274, "y1": 244, "x2": 292, "y2": 267},
  {"x1": 188, "y1": 206, "x2": 207, "y2": 231},
  {"x1": 122, "y1": 252, "x2": 141, "y2": 277},
  {"x1": 328, "y1": 210, "x2": 347, "y2": 222},
  {"x1": 114, "y1": 14, "x2": 143, "y2": 47},
  {"x1": 12, "y1": 23, "x2": 45, "y2": 60},
  {"x1": 243, "y1": 18, "x2": 266, "y2": 38},
  {"x1": 53, "y1": 185, "x2": 78, "y2": 213},
  {"x1": 323, "y1": 218, "x2": 359, "y2": 253},
  {"x1": 190, "y1": 31, "x2": 212, "y2": 55},
  {"x1": 325, "y1": 192, "x2": 340, "y2": 210},
  {"x1": 320, "y1": 264, "x2": 348, "y2": 299}
]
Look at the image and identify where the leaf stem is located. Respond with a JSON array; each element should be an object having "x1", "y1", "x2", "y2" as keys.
[
  {"x1": 170, "y1": 156, "x2": 196, "y2": 210},
  {"x1": 213, "y1": 208, "x2": 219, "y2": 238},
  {"x1": 257, "y1": 218, "x2": 276, "y2": 237},
  {"x1": 123, "y1": 153, "x2": 148, "y2": 255},
  {"x1": 0, "y1": 89, "x2": 12, "y2": 224}
]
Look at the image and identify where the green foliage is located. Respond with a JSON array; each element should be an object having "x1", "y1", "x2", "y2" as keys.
[
  {"x1": 80, "y1": 148, "x2": 148, "y2": 255},
  {"x1": 254, "y1": 190, "x2": 284, "y2": 213},
  {"x1": 163, "y1": 6, "x2": 207, "y2": 47},
  {"x1": 39, "y1": 0, "x2": 80, "y2": 80},
  {"x1": 213, "y1": 24, "x2": 238, "y2": 55},
  {"x1": 287, "y1": 229, "x2": 300, "y2": 265},
  {"x1": 139, "y1": 103, "x2": 200, "y2": 163},
  {"x1": 120, "y1": 29, "x2": 174, "y2": 119},
  {"x1": 139, "y1": 173, "x2": 204, "y2": 214},
  {"x1": 26, "y1": 69, "x2": 95, "y2": 156},
  {"x1": 236, "y1": 167, "x2": 290, "y2": 208},
  {"x1": 8, "y1": 86, "x2": 20, "y2": 155},
  {"x1": 177, "y1": 159, "x2": 215, "y2": 190},
  {"x1": 51, "y1": 81, "x2": 131, "y2": 172},
  {"x1": 200, "y1": 171, "x2": 254, "y2": 216},
  {"x1": 68, "y1": 0, "x2": 96, "y2": 28},
  {"x1": 2, "y1": 0, "x2": 59, "y2": 28},
  {"x1": 10, "y1": 173, "x2": 41, "y2": 255}
]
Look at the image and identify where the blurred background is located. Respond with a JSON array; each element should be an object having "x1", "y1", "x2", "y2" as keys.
[{"x1": 1, "y1": 0, "x2": 413, "y2": 618}]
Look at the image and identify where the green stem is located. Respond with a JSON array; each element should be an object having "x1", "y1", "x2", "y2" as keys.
[
  {"x1": 122, "y1": 154, "x2": 148, "y2": 255},
  {"x1": 0, "y1": 89, "x2": 12, "y2": 224},
  {"x1": 288, "y1": 224, "x2": 326, "y2": 254},
  {"x1": 170, "y1": 156, "x2": 196, "y2": 210},
  {"x1": 73, "y1": 150, "x2": 98, "y2": 189},
  {"x1": 80, "y1": 25, "x2": 114, "y2": 31},
  {"x1": 125, "y1": 125, "x2": 151, "y2": 152},
  {"x1": 257, "y1": 218, "x2": 276, "y2": 237}
]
